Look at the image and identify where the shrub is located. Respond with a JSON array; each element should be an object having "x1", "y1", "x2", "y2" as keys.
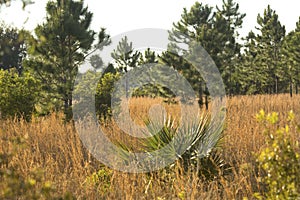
[
  {"x1": 95, "y1": 72, "x2": 120, "y2": 121},
  {"x1": 85, "y1": 168, "x2": 113, "y2": 195},
  {"x1": 256, "y1": 110, "x2": 300, "y2": 199},
  {"x1": 0, "y1": 69, "x2": 39, "y2": 120}
]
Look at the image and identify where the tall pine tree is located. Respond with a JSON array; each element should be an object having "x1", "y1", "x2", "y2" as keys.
[
  {"x1": 25, "y1": 0, "x2": 109, "y2": 120},
  {"x1": 255, "y1": 5, "x2": 286, "y2": 94},
  {"x1": 282, "y1": 17, "x2": 300, "y2": 96},
  {"x1": 161, "y1": 0, "x2": 245, "y2": 107}
]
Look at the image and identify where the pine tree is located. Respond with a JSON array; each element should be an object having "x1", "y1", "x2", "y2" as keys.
[
  {"x1": 111, "y1": 36, "x2": 141, "y2": 98},
  {"x1": 282, "y1": 17, "x2": 300, "y2": 96},
  {"x1": 161, "y1": 0, "x2": 245, "y2": 107},
  {"x1": 255, "y1": 5, "x2": 286, "y2": 94},
  {"x1": 25, "y1": 0, "x2": 108, "y2": 120},
  {"x1": 239, "y1": 5, "x2": 286, "y2": 95},
  {"x1": 216, "y1": 0, "x2": 245, "y2": 95},
  {"x1": 239, "y1": 31, "x2": 268, "y2": 94},
  {"x1": 139, "y1": 48, "x2": 158, "y2": 66},
  {"x1": 0, "y1": 24, "x2": 27, "y2": 74},
  {"x1": 111, "y1": 36, "x2": 141, "y2": 73},
  {"x1": 161, "y1": 2, "x2": 214, "y2": 108}
]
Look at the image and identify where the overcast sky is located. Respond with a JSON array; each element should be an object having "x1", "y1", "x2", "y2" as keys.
[{"x1": 0, "y1": 0, "x2": 299, "y2": 38}]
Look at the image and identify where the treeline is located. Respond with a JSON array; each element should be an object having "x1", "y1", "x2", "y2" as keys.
[{"x1": 0, "y1": 0, "x2": 300, "y2": 120}]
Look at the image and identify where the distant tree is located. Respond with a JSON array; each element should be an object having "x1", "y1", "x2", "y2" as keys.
[
  {"x1": 238, "y1": 31, "x2": 267, "y2": 94},
  {"x1": 161, "y1": 1, "x2": 244, "y2": 107},
  {"x1": 139, "y1": 48, "x2": 158, "y2": 66},
  {"x1": 240, "y1": 5, "x2": 286, "y2": 95},
  {"x1": 0, "y1": 0, "x2": 33, "y2": 9},
  {"x1": 111, "y1": 36, "x2": 141, "y2": 73},
  {"x1": 111, "y1": 36, "x2": 141, "y2": 98},
  {"x1": 0, "y1": 24, "x2": 27, "y2": 74},
  {"x1": 216, "y1": 0, "x2": 246, "y2": 95},
  {"x1": 130, "y1": 48, "x2": 175, "y2": 99},
  {"x1": 89, "y1": 54, "x2": 103, "y2": 72},
  {"x1": 256, "y1": 5, "x2": 286, "y2": 94},
  {"x1": 161, "y1": 2, "x2": 213, "y2": 108},
  {"x1": 282, "y1": 17, "x2": 300, "y2": 96},
  {"x1": 25, "y1": 0, "x2": 109, "y2": 120}
]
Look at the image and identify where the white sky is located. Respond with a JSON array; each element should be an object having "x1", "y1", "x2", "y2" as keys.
[{"x1": 0, "y1": 0, "x2": 299, "y2": 39}]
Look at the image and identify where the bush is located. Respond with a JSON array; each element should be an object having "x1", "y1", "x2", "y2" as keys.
[
  {"x1": 95, "y1": 72, "x2": 120, "y2": 121},
  {"x1": 0, "y1": 69, "x2": 39, "y2": 120},
  {"x1": 256, "y1": 110, "x2": 300, "y2": 199},
  {"x1": 85, "y1": 168, "x2": 113, "y2": 195}
]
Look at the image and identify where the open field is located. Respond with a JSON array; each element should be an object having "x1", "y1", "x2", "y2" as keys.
[{"x1": 1, "y1": 94, "x2": 300, "y2": 199}]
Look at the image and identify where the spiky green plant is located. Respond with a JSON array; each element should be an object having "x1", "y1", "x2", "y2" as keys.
[{"x1": 114, "y1": 112, "x2": 228, "y2": 179}]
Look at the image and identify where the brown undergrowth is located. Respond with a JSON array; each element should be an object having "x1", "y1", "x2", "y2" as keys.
[{"x1": 1, "y1": 94, "x2": 300, "y2": 199}]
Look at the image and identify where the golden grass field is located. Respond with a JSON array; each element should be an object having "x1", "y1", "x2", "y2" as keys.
[{"x1": 1, "y1": 94, "x2": 300, "y2": 199}]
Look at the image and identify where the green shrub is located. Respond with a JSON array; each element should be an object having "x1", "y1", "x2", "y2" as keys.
[
  {"x1": 0, "y1": 69, "x2": 39, "y2": 120},
  {"x1": 256, "y1": 110, "x2": 300, "y2": 199},
  {"x1": 95, "y1": 72, "x2": 120, "y2": 121},
  {"x1": 85, "y1": 168, "x2": 113, "y2": 195}
]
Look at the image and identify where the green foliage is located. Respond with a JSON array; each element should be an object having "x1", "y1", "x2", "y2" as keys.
[
  {"x1": 132, "y1": 49, "x2": 176, "y2": 100},
  {"x1": 0, "y1": 0, "x2": 33, "y2": 9},
  {"x1": 164, "y1": 0, "x2": 245, "y2": 96},
  {"x1": 239, "y1": 5, "x2": 286, "y2": 95},
  {"x1": 95, "y1": 72, "x2": 120, "y2": 120},
  {"x1": 111, "y1": 36, "x2": 141, "y2": 73},
  {"x1": 25, "y1": 0, "x2": 109, "y2": 121},
  {"x1": 0, "y1": 24, "x2": 27, "y2": 73},
  {"x1": 116, "y1": 114, "x2": 228, "y2": 180},
  {"x1": 139, "y1": 48, "x2": 158, "y2": 66},
  {"x1": 0, "y1": 69, "x2": 39, "y2": 120},
  {"x1": 256, "y1": 110, "x2": 300, "y2": 199},
  {"x1": 282, "y1": 17, "x2": 300, "y2": 96},
  {"x1": 132, "y1": 83, "x2": 175, "y2": 100},
  {"x1": 85, "y1": 168, "x2": 113, "y2": 194},
  {"x1": 73, "y1": 69, "x2": 119, "y2": 121},
  {"x1": 73, "y1": 70, "x2": 100, "y2": 111}
]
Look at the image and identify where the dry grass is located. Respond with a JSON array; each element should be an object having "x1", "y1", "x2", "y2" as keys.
[{"x1": 1, "y1": 94, "x2": 300, "y2": 199}]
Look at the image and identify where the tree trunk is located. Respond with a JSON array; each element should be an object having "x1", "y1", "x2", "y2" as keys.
[
  {"x1": 63, "y1": 93, "x2": 73, "y2": 122},
  {"x1": 204, "y1": 86, "x2": 209, "y2": 110},
  {"x1": 275, "y1": 76, "x2": 278, "y2": 94},
  {"x1": 64, "y1": 97, "x2": 69, "y2": 117},
  {"x1": 289, "y1": 78, "x2": 293, "y2": 98},
  {"x1": 205, "y1": 94, "x2": 208, "y2": 110},
  {"x1": 198, "y1": 82, "x2": 203, "y2": 108}
]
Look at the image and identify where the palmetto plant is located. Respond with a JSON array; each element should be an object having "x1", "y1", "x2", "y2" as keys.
[{"x1": 115, "y1": 112, "x2": 229, "y2": 179}]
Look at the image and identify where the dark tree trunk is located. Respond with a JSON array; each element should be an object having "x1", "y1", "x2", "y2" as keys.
[
  {"x1": 205, "y1": 94, "x2": 208, "y2": 110},
  {"x1": 289, "y1": 78, "x2": 293, "y2": 98},
  {"x1": 204, "y1": 86, "x2": 209, "y2": 110},
  {"x1": 198, "y1": 82, "x2": 203, "y2": 108},
  {"x1": 64, "y1": 97, "x2": 69, "y2": 116},
  {"x1": 275, "y1": 76, "x2": 278, "y2": 94}
]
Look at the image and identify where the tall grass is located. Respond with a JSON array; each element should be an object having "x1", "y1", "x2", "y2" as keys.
[{"x1": 1, "y1": 94, "x2": 300, "y2": 199}]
